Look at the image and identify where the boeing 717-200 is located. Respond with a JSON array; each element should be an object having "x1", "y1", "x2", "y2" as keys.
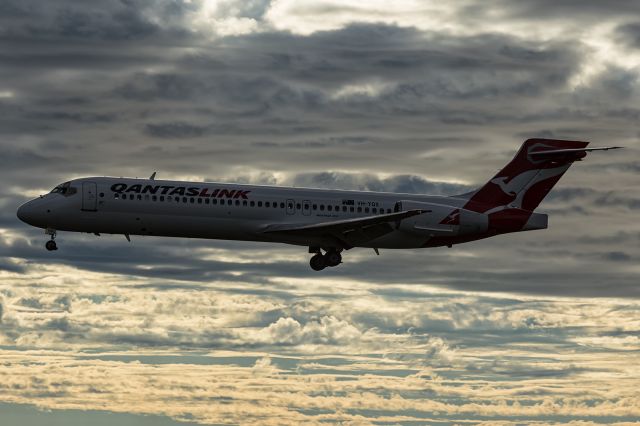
[{"x1": 17, "y1": 138, "x2": 620, "y2": 270}]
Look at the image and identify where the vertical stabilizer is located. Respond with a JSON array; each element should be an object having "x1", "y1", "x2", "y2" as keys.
[{"x1": 462, "y1": 138, "x2": 589, "y2": 214}]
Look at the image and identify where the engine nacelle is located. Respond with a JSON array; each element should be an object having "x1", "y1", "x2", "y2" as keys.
[{"x1": 395, "y1": 201, "x2": 488, "y2": 236}]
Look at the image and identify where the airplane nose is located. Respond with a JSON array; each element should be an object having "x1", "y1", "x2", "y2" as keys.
[{"x1": 17, "y1": 200, "x2": 37, "y2": 225}]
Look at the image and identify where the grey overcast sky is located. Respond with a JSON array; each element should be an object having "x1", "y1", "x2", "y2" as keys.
[{"x1": 1, "y1": 1, "x2": 639, "y2": 425}]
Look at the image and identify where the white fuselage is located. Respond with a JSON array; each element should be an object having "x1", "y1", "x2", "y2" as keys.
[
  {"x1": 19, "y1": 177, "x2": 471, "y2": 250},
  {"x1": 16, "y1": 138, "x2": 612, "y2": 270}
]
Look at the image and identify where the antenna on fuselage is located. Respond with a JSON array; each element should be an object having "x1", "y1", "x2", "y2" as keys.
[{"x1": 149, "y1": 172, "x2": 157, "y2": 180}]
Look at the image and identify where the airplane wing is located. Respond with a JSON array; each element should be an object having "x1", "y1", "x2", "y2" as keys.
[{"x1": 263, "y1": 209, "x2": 428, "y2": 249}]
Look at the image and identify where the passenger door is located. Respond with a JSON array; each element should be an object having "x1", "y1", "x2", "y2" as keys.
[
  {"x1": 286, "y1": 199, "x2": 296, "y2": 215},
  {"x1": 82, "y1": 181, "x2": 98, "y2": 211}
]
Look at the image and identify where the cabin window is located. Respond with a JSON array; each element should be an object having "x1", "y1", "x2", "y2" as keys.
[
  {"x1": 387, "y1": 208, "x2": 392, "y2": 214},
  {"x1": 205, "y1": 198, "x2": 209, "y2": 204},
  {"x1": 280, "y1": 202, "x2": 285, "y2": 208},
  {"x1": 258, "y1": 201, "x2": 263, "y2": 207},
  {"x1": 250, "y1": 201, "x2": 255, "y2": 207},
  {"x1": 212, "y1": 199, "x2": 218, "y2": 205},
  {"x1": 189, "y1": 198, "x2": 194, "y2": 203},
  {"x1": 235, "y1": 200, "x2": 240, "y2": 206},
  {"x1": 137, "y1": 194, "x2": 142, "y2": 200},
  {"x1": 114, "y1": 193, "x2": 119, "y2": 199},
  {"x1": 182, "y1": 197, "x2": 187, "y2": 203},
  {"x1": 152, "y1": 195, "x2": 157, "y2": 201},
  {"x1": 350, "y1": 207, "x2": 354, "y2": 212},
  {"x1": 320, "y1": 205, "x2": 324, "y2": 211},
  {"x1": 342, "y1": 206, "x2": 347, "y2": 212},
  {"x1": 273, "y1": 203, "x2": 277, "y2": 209},
  {"x1": 357, "y1": 207, "x2": 362, "y2": 213},
  {"x1": 372, "y1": 207, "x2": 377, "y2": 213},
  {"x1": 197, "y1": 198, "x2": 202, "y2": 204},
  {"x1": 227, "y1": 199, "x2": 232, "y2": 205},
  {"x1": 296, "y1": 203, "x2": 301, "y2": 210},
  {"x1": 312, "y1": 204, "x2": 317, "y2": 210},
  {"x1": 160, "y1": 196, "x2": 165, "y2": 201},
  {"x1": 265, "y1": 201, "x2": 270, "y2": 207}
]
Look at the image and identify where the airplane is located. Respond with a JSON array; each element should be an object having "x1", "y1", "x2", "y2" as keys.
[{"x1": 17, "y1": 138, "x2": 620, "y2": 271}]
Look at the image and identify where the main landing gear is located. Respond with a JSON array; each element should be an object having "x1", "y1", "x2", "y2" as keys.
[
  {"x1": 309, "y1": 248, "x2": 342, "y2": 271},
  {"x1": 45, "y1": 228, "x2": 58, "y2": 251}
]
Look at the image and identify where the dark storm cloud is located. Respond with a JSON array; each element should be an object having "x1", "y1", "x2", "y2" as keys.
[
  {"x1": 115, "y1": 73, "x2": 206, "y2": 101},
  {"x1": 48, "y1": 7, "x2": 158, "y2": 41},
  {"x1": 290, "y1": 172, "x2": 469, "y2": 195},
  {"x1": 603, "y1": 251, "x2": 632, "y2": 262},
  {"x1": 145, "y1": 122, "x2": 207, "y2": 138},
  {"x1": 490, "y1": 0, "x2": 640, "y2": 20},
  {"x1": 0, "y1": 0, "x2": 189, "y2": 42},
  {"x1": 98, "y1": 23, "x2": 582, "y2": 125},
  {"x1": 617, "y1": 22, "x2": 640, "y2": 48},
  {"x1": 27, "y1": 111, "x2": 118, "y2": 123}
]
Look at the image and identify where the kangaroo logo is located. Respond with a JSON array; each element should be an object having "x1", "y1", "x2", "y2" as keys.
[
  {"x1": 490, "y1": 169, "x2": 540, "y2": 197},
  {"x1": 489, "y1": 166, "x2": 569, "y2": 212}
]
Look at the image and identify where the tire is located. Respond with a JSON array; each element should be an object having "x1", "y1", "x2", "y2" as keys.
[
  {"x1": 324, "y1": 251, "x2": 342, "y2": 267},
  {"x1": 45, "y1": 240, "x2": 57, "y2": 251},
  {"x1": 310, "y1": 253, "x2": 325, "y2": 271}
]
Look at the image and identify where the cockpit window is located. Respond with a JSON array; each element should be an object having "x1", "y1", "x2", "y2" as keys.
[{"x1": 50, "y1": 181, "x2": 77, "y2": 196}]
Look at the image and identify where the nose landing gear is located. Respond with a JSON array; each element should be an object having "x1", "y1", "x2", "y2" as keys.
[
  {"x1": 45, "y1": 228, "x2": 58, "y2": 251},
  {"x1": 309, "y1": 248, "x2": 342, "y2": 271}
]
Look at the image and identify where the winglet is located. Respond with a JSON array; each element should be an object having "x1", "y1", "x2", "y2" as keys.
[{"x1": 149, "y1": 172, "x2": 157, "y2": 180}]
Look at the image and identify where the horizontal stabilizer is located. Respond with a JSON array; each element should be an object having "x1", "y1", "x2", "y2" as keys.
[{"x1": 529, "y1": 146, "x2": 623, "y2": 160}]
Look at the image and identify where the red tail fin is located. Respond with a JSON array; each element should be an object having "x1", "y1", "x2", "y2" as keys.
[{"x1": 463, "y1": 138, "x2": 589, "y2": 213}]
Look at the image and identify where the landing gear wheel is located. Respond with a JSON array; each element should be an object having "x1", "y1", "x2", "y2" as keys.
[
  {"x1": 324, "y1": 250, "x2": 342, "y2": 267},
  {"x1": 45, "y1": 240, "x2": 58, "y2": 251},
  {"x1": 310, "y1": 253, "x2": 326, "y2": 271}
]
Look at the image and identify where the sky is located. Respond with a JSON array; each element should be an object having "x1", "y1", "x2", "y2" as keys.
[{"x1": 1, "y1": 0, "x2": 640, "y2": 424}]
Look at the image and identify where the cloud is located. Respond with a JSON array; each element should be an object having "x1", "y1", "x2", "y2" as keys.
[
  {"x1": 617, "y1": 22, "x2": 640, "y2": 48},
  {"x1": 1, "y1": 1, "x2": 640, "y2": 424},
  {"x1": 144, "y1": 122, "x2": 208, "y2": 138},
  {"x1": 289, "y1": 171, "x2": 469, "y2": 195},
  {"x1": 257, "y1": 316, "x2": 362, "y2": 345}
]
